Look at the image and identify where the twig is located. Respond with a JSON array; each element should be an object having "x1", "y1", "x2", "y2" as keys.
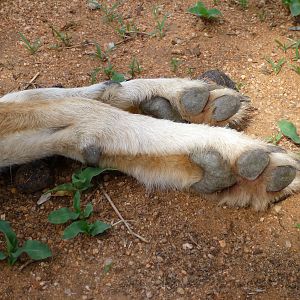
[
  {"x1": 115, "y1": 37, "x2": 134, "y2": 46},
  {"x1": 101, "y1": 188, "x2": 149, "y2": 243},
  {"x1": 188, "y1": 233, "x2": 201, "y2": 249},
  {"x1": 22, "y1": 72, "x2": 40, "y2": 90},
  {"x1": 19, "y1": 259, "x2": 34, "y2": 271}
]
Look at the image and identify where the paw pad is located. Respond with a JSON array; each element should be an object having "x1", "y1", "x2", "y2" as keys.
[
  {"x1": 212, "y1": 95, "x2": 241, "y2": 122},
  {"x1": 191, "y1": 150, "x2": 237, "y2": 193},
  {"x1": 266, "y1": 166, "x2": 296, "y2": 192},
  {"x1": 181, "y1": 87, "x2": 210, "y2": 115},
  {"x1": 140, "y1": 97, "x2": 183, "y2": 122},
  {"x1": 236, "y1": 149, "x2": 269, "y2": 180}
]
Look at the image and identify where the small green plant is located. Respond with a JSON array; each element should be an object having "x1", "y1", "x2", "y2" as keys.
[
  {"x1": 278, "y1": 120, "x2": 300, "y2": 144},
  {"x1": 188, "y1": 1, "x2": 221, "y2": 20},
  {"x1": 50, "y1": 25, "x2": 72, "y2": 47},
  {"x1": 265, "y1": 57, "x2": 286, "y2": 75},
  {"x1": 116, "y1": 19, "x2": 140, "y2": 39},
  {"x1": 296, "y1": 224, "x2": 300, "y2": 229},
  {"x1": 100, "y1": 1, "x2": 122, "y2": 23},
  {"x1": 104, "y1": 62, "x2": 126, "y2": 82},
  {"x1": 152, "y1": 6, "x2": 168, "y2": 38},
  {"x1": 19, "y1": 32, "x2": 41, "y2": 54},
  {"x1": 266, "y1": 132, "x2": 283, "y2": 145},
  {"x1": 47, "y1": 167, "x2": 112, "y2": 240},
  {"x1": 291, "y1": 39, "x2": 300, "y2": 61},
  {"x1": 170, "y1": 58, "x2": 180, "y2": 72},
  {"x1": 282, "y1": 0, "x2": 300, "y2": 17},
  {"x1": 129, "y1": 57, "x2": 142, "y2": 78},
  {"x1": 94, "y1": 43, "x2": 107, "y2": 61},
  {"x1": 90, "y1": 67, "x2": 101, "y2": 84},
  {"x1": 275, "y1": 39, "x2": 294, "y2": 53},
  {"x1": 238, "y1": 0, "x2": 248, "y2": 9},
  {"x1": 289, "y1": 63, "x2": 300, "y2": 74},
  {"x1": 0, "y1": 220, "x2": 52, "y2": 266},
  {"x1": 187, "y1": 67, "x2": 196, "y2": 76}
]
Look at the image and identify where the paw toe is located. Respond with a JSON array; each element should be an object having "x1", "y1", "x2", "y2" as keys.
[
  {"x1": 212, "y1": 95, "x2": 241, "y2": 122},
  {"x1": 237, "y1": 149, "x2": 270, "y2": 180},
  {"x1": 140, "y1": 97, "x2": 184, "y2": 122},
  {"x1": 266, "y1": 165, "x2": 297, "y2": 192},
  {"x1": 181, "y1": 87, "x2": 210, "y2": 115},
  {"x1": 191, "y1": 150, "x2": 237, "y2": 193}
]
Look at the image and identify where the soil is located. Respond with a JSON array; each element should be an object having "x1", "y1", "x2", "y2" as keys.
[{"x1": 0, "y1": 0, "x2": 300, "y2": 299}]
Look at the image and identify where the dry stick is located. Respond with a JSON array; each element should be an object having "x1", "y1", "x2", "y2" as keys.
[
  {"x1": 23, "y1": 72, "x2": 40, "y2": 90},
  {"x1": 101, "y1": 188, "x2": 149, "y2": 243},
  {"x1": 19, "y1": 259, "x2": 34, "y2": 271}
]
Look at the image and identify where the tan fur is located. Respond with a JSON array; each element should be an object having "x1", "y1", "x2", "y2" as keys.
[{"x1": 0, "y1": 78, "x2": 299, "y2": 210}]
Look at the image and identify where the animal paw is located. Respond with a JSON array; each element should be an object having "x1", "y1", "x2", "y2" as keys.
[
  {"x1": 139, "y1": 74, "x2": 252, "y2": 130},
  {"x1": 189, "y1": 145, "x2": 300, "y2": 210}
]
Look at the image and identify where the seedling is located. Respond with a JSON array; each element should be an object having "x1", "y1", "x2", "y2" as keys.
[
  {"x1": 170, "y1": 58, "x2": 180, "y2": 72},
  {"x1": 116, "y1": 19, "x2": 141, "y2": 39},
  {"x1": 94, "y1": 43, "x2": 107, "y2": 61},
  {"x1": 155, "y1": 15, "x2": 168, "y2": 38},
  {"x1": 275, "y1": 39, "x2": 294, "y2": 53},
  {"x1": 265, "y1": 132, "x2": 283, "y2": 145},
  {"x1": 50, "y1": 25, "x2": 72, "y2": 47},
  {"x1": 289, "y1": 63, "x2": 300, "y2": 74},
  {"x1": 19, "y1": 32, "x2": 41, "y2": 54},
  {"x1": 292, "y1": 39, "x2": 300, "y2": 61},
  {"x1": 48, "y1": 167, "x2": 112, "y2": 240},
  {"x1": 0, "y1": 220, "x2": 51, "y2": 266},
  {"x1": 129, "y1": 57, "x2": 142, "y2": 78},
  {"x1": 282, "y1": 0, "x2": 300, "y2": 17},
  {"x1": 90, "y1": 67, "x2": 101, "y2": 84},
  {"x1": 296, "y1": 224, "x2": 300, "y2": 229},
  {"x1": 238, "y1": 0, "x2": 248, "y2": 9},
  {"x1": 104, "y1": 62, "x2": 126, "y2": 82},
  {"x1": 188, "y1": 2, "x2": 221, "y2": 20},
  {"x1": 187, "y1": 67, "x2": 196, "y2": 76},
  {"x1": 278, "y1": 120, "x2": 300, "y2": 144},
  {"x1": 265, "y1": 57, "x2": 286, "y2": 75},
  {"x1": 100, "y1": 1, "x2": 122, "y2": 23},
  {"x1": 152, "y1": 6, "x2": 168, "y2": 38}
]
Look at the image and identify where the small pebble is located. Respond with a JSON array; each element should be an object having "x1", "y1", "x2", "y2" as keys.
[
  {"x1": 285, "y1": 240, "x2": 292, "y2": 248},
  {"x1": 177, "y1": 287, "x2": 185, "y2": 295},
  {"x1": 219, "y1": 240, "x2": 226, "y2": 248},
  {"x1": 182, "y1": 243, "x2": 193, "y2": 250}
]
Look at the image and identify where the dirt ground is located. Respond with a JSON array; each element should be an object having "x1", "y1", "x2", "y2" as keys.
[{"x1": 0, "y1": 0, "x2": 300, "y2": 299}]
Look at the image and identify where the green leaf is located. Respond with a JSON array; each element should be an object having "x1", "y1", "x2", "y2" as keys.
[
  {"x1": 188, "y1": 1, "x2": 220, "y2": 18},
  {"x1": 111, "y1": 72, "x2": 126, "y2": 83},
  {"x1": 278, "y1": 120, "x2": 300, "y2": 144},
  {"x1": 82, "y1": 203, "x2": 93, "y2": 219},
  {"x1": 290, "y1": 1, "x2": 300, "y2": 16},
  {"x1": 73, "y1": 190, "x2": 81, "y2": 213},
  {"x1": 72, "y1": 167, "x2": 111, "y2": 191},
  {"x1": 0, "y1": 251, "x2": 7, "y2": 260},
  {"x1": 0, "y1": 220, "x2": 18, "y2": 253},
  {"x1": 48, "y1": 207, "x2": 80, "y2": 224},
  {"x1": 207, "y1": 8, "x2": 221, "y2": 17},
  {"x1": 62, "y1": 220, "x2": 89, "y2": 240},
  {"x1": 90, "y1": 221, "x2": 111, "y2": 236},
  {"x1": 46, "y1": 183, "x2": 76, "y2": 194},
  {"x1": 296, "y1": 223, "x2": 300, "y2": 229},
  {"x1": 13, "y1": 240, "x2": 52, "y2": 261}
]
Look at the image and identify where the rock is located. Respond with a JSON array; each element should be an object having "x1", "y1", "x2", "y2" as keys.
[
  {"x1": 219, "y1": 240, "x2": 226, "y2": 248},
  {"x1": 177, "y1": 287, "x2": 185, "y2": 295},
  {"x1": 182, "y1": 243, "x2": 193, "y2": 250},
  {"x1": 285, "y1": 240, "x2": 292, "y2": 248}
]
